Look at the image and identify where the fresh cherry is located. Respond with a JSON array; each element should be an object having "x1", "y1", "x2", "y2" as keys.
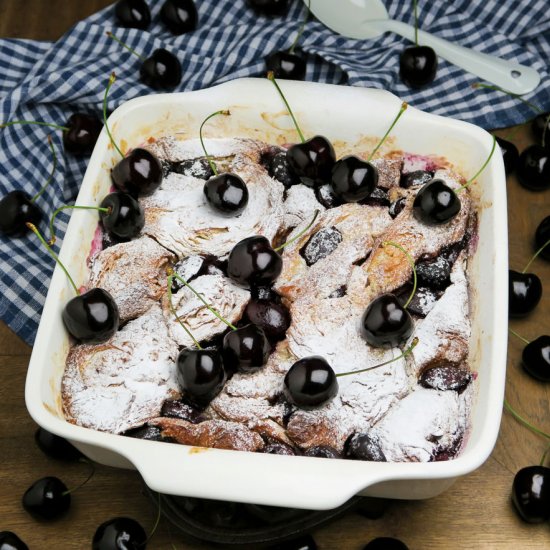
[
  {"x1": 227, "y1": 236, "x2": 283, "y2": 287},
  {"x1": 0, "y1": 532, "x2": 28, "y2": 550},
  {"x1": 63, "y1": 113, "x2": 102, "y2": 155},
  {"x1": 111, "y1": 148, "x2": 163, "y2": 197},
  {"x1": 223, "y1": 324, "x2": 271, "y2": 372},
  {"x1": 511, "y1": 466, "x2": 550, "y2": 523},
  {"x1": 99, "y1": 192, "x2": 145, "y2": 240},
  {"x1": 0, "y1": 191, "x2": 42, "y2": 236},
  {"x1": 535, "y1": 216, "x2": 550, "y2": 261},
  {"x1": 399, "y1": 45, "x2": 438, "y2": 88},
  {"x1": 114, "y1": 0, "x2": 151, "y2": 29},
  {"x1": 516, "y1": 145, "x2": 550, "y2": 191},
  {"x1": 243, "y1": 299, "x2": 291, "y2": 341},
  {"x1": 345, "y1": 433, "x2": 387, "y2": 462},
  {"x1": 246, "y1": 0, "x2": 289, "y2": 16},
  {"x1": 266, "y1": 51, "x2": 306, "y2": 80},
  {"x1": 496, "y1": 136, "x2": 519, "y2": 176},
  {"x1": 531, "y1": 112, "x2": 550, "y2": 148},
  {"x1": 176, "y1": 348, "x2": 227, "y2": 408},
  {"x1": 34, "y1": 428, "x2": 83, "y2": 461},
  {"x1": 160, "y1": 0, "x2": 198, "y2": 34},
  {"x1": 283, "y1": 356, "x2": 338, "y2": 408},
  {"x1": 203, "y1": 173, "x2": 249, "y2": 215},
  {"x1": 22, "y1": 476, "x2": 70, "y2": 520},
  {"x1": 508, "y1": 270, "x2": 542, "y2": 318},
  {"x1": 303, "y1": 445, "x2": 341, "y2": 459},
  {"x1": 521, "y1": 335, "x2": 550, "y2": 382},
  {"x1": 140, "y1": 48, "x2": 182, "y2": 90},
  {"x1": 62, "y1": 288, "x2": 120, "y2": 343},
  {"x1": 413, "y1": 179, "x2": 461, "y2": 224},
  {"x1": 92, "y1": 517, "x2": 147, "y2": 550},
  {"x1": 361, "y1": 294, "x2": 413, "y2": 347},
  {"x1": 286, "y1": 136, "x2": 336, "y2": 188},
  {"x1": 364, "y1": 538, "x2": 409, "y2": 550},
  {"x1": 330, "y1": 155, "x2": 377, "y2": 202}
]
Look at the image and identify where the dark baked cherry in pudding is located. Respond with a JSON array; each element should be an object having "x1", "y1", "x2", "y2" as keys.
[
  {"x1": 315, "y1": 183, "x2": 342, "y2": 209},
  {"x1": 223, "y1": 324, "x2": 270, "y2": 372},
  {"x1": 161, "y1": 398, "x2": 205, "y2": 423},
  {"x1": 63, "y1": 113, "x2": 102, "y2": 155},
  {"x1": 124, "y1": 424, "x2": 164, "y2": 441},
  {"x1": 287, "y1": 136, "x2": 336, "y2": 188},
  {"x1": 304, "y1": 445, "x2": 341, "y2": 459},
  {"x1": 269, "y1": 150, "x2": 300, "y2": 187},
  {"x1": 284, "y1": 356, "x2": 338, "y2": 408},
  {"x1": 62, "y1": 288, "x2": 120, "y2": 343},
  {"x1": 521, "y1": 335, "x2": 550, "y2": 382},
  {"x1": 330, "y1": 155, "x2": 378, "y2": 202},
  {"x1": 266, "y1": 51, "x2": 306, "y2": 81},
  {"x1": 111, "y1": 148, "x2": 163, "y2": 197},
  {"x1": 161, "y1": 0, "x2": 198, "y2": 35},
  {"x1": 416, "y1": 255, "x2": 452, "y2": 290},
  {"x1": 22, "y1": 476, "x2": 70, "y2": 520},
  {"x1": 227, "y1": 236, "x2": 283, "y2": 287},
  {"x1": 246, "y1": 0, "x2": 288, "y2": 16},
  {"x1": 114, "y1": 0, "x2": 150, "y2": 29},
  {"x1": 34, "y1": 428, "x2": 83, "y2": 461},
  {"x1": 508, "y1": 270, "x2": 542, "y2": 318},
  {"x1": 400, "y1": 169, "x2": 432, "y2": 188},
  {"x1": 496, "y1": 136, "x2": 519, "y2": 176},
  {"x1": 99, "y1": 192, "x2": 145, "y2": 240},
  {"x1": 511, "y1": 466, "x2": 550, "y2": 523},
  {"x1": 535, "y1": 216, "x2": 550, "y2": 261},
  {"x1": 413, "y1": 179, "x2": 460, "y2": 224},
  {"x1": 532, "y1": 112, "x2": 550, "y2": 148},
  {"x1": 244, "y1": 299, "x2": 291, "y2": 341},
  {"x1": 364, "y1": 538, "x2": 409, "y2": 550},
  {"x1": 516, "y1": 145, "x2": 550, "y2": 191},
  {"x1": 176, "y1": 348, "x2": 226, "y2": 408},
  {"x1": 419, "y1": 365, "x2": 472, "y2": 392},
  {"x1": 0, "y1": 191, "x2": 42, "y2": 236},
  {"x1": 345, "y1": 433, "x2": 387, "y2": 462},
  {"x1": 361, "y1": 294, "x2": 413, "y2": 347},
  {"x1": 92, "y1": 517, "x2": 147, "y2": 550},
  {"x1": 140, "y1": 48, "x2": 182, "y2": 90},
  {"x1": 0, "y1": 532, "x2": 28, "y2": 550},
  {"x1": 399, "y1": 45, "x2": 438, "y2": 88},
  {"x1": 262, "y1": 440, "x2": 297, "y2": 455},
  {"x1": 203, "y1": 173, "x2": 249, "y2": 215}
]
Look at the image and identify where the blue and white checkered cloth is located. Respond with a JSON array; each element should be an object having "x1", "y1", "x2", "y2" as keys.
[{"x1": 1, "y1": 0, "x2": 549, "y2": 345}]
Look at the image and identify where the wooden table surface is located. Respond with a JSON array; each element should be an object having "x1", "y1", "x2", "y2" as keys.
[{"x1": 1, "y1": 1, "x2": 549, "y2": 548}]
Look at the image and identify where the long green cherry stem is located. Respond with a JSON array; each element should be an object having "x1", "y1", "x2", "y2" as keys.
[
  {"x1": 106, "y1": 31, "x2": 146, "y2": 62},
  {"x1": 456, "y1": 134, "x2": 497, "y2": 193},
  {"x1": 288, "y1": 0, "x2": 311, "y2": 55},
  {"x1": 26, "y1": 223, "x2": 79, "y2": 296},
  {"x1": 413, "y1": 0, "x2": 418, "y2": 46},
  {"x1": 199, "y1": 110, "x2": 231, "y2": 176},
  {"x1": 471, "y1": 83, "x2": 543, "y2": 114},
  {"x1": 172, "y1": 272, "x2": 237, "y2": 331},
  {"x1": 503, "y1": 399, "x2": 550, "y2": 440},
  {"x1": 48, "y1": 205, "x2": 110, "y2": 246},
  {"x1": 61, "y1": 459, "x2": 96, "y2": 496},
  {"x1": 166, "y1": 273, "x2": 203, "y2": 349},
  {"x1": 508, "y1": 327, "x2": 530, "y2": 345},
  {"x1": 540, "y1": 443, "x2": 550, "y2": 467},
  {"x1": 336, "y1": 337, "x2": 419, "y2": 378},
  {"x1": 274, "y1": 209, "x2": 319, "y2": 252},
  {"x1": 31, "y1": 135, "x2": 57, "y2": 203},
  {"x1": 103, "y1": 72, "x2": 124, "y2": 159},
  {"x1": 0, "y1": 120, "x2": 68, "y2": 131},
  {"x1": 383, "y1": 241, "x2": 417, "y2": 309},
  {"x1": 522, "y1": 238, "x2": 550, "y2": 274},
  {"x1": 368, "y1": 102, "x2": 408, "y2": 162},
  {"x1": 267, "y1": 71, "x2": 306, "y2": 144}
]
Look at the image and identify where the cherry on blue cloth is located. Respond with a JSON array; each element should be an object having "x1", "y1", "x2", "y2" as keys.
[{"x1": 0, "y1": 0, "x2": 549, "y2": 345}]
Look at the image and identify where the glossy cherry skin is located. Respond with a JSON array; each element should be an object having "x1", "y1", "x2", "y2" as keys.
[
  {"x1": 99, "y1": 192, "x2": 144, "y2": 240},
  {"x1": 161, "y1": 0, "x2": 198, "y2": 34},
  {"x1": 284, "y1": 356, "x2": 338, "y2": 408},
  {"x1": 114, "y1": 0, "x2": 151, "y2": 29},
  {"x1": 496, "y1": 136, "x2": 519, "y2": 176},
  {"x1": 266, "y1": 51, "x2": 306, "y2": 80},
  {"x1": 34, "y1": 428, "x2": 83, "y2": 461},
  {"x1": 177, "y1": 348, "x2": 226, "y2": 408},
  {"x1": 361, "y1": 294, "x2": 413, "y2": 348},
  {"x1": 223, "y1": 324, "x2": 270, "y2": 372},
  {"x1": 62, "y1": 288, "x2": 120, "y2": 343},
  {"x1": 204, "y1": 173, "x2": 249, "y2": 215},
  {"x1": 63, "y1": 113, "x2": 102, "y2": 155},
  {"x1": 521, "y1": 335, "x2": 550, "y2": 382},
  {"x1": 246, "y1": 0, "x2": 288, "y2": 16},
  {"x1": 111, "y1": 148, "x2": 163, "y2": 197},
  {"x1": 227, "y1": 236, "x2": 283, "y2": 287},
  {"x1": 244, "y1": 299, "x2": 291, "y2": 341},
  {"x1": 364, "y1": 538, "x2": 409, "y2": 550},
  {"x1": 92, "y1": 517, "x2": 147, "y2": 550},
  {"x1": 535, "y1": 215, "x2": 550, "y2": 261},
  {"x1": 532, "y1": 112, "x2": 550, "y2": 148},
  {"x1": 140, "y1": 49, "x2": 182, "y2": 90},
  {"x1": 399, "y1": 45, "x2": 438, "y2": 88},
  {"x1": 516, "y1": 145, "x2": 550, "y2": 191},
  {"x1": 413, "y1": 179, "x2": 461, "y2": 224},
  {"x1": 22, "y1": 476, "x2": 70, "y2": 520},
  {"x1": 331, "y1": 155, "x2": 378, "y2": 202},
  {"x1": 286, "y1": 136, "x2": 336, "y2": 188},
  {"x1": 0, "y1": 191, "x2": 42, "y2": 236},
  {"x1": 508, "y1": 270, "x2": 542, "y2": 318},
  {"x1": 511, "y1": 466, "x2": 550, "y2": 523},
  {"x1": 0, "y1": 531, "x2": 29, "y2": 550}
]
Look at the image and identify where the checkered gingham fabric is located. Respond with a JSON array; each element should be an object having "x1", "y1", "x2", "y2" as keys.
[{"x1": 1, "y1": 0, "x2": 549, "y2": 345}]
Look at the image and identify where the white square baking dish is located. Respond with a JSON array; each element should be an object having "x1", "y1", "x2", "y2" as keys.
[{"x1": 25, "y1": 78, "x2": 508, "y2": 510}]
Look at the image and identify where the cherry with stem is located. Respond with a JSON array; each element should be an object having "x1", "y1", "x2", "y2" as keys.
[{"x1": 509, "y1": 328, "x2": 550, "y2": 382}]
